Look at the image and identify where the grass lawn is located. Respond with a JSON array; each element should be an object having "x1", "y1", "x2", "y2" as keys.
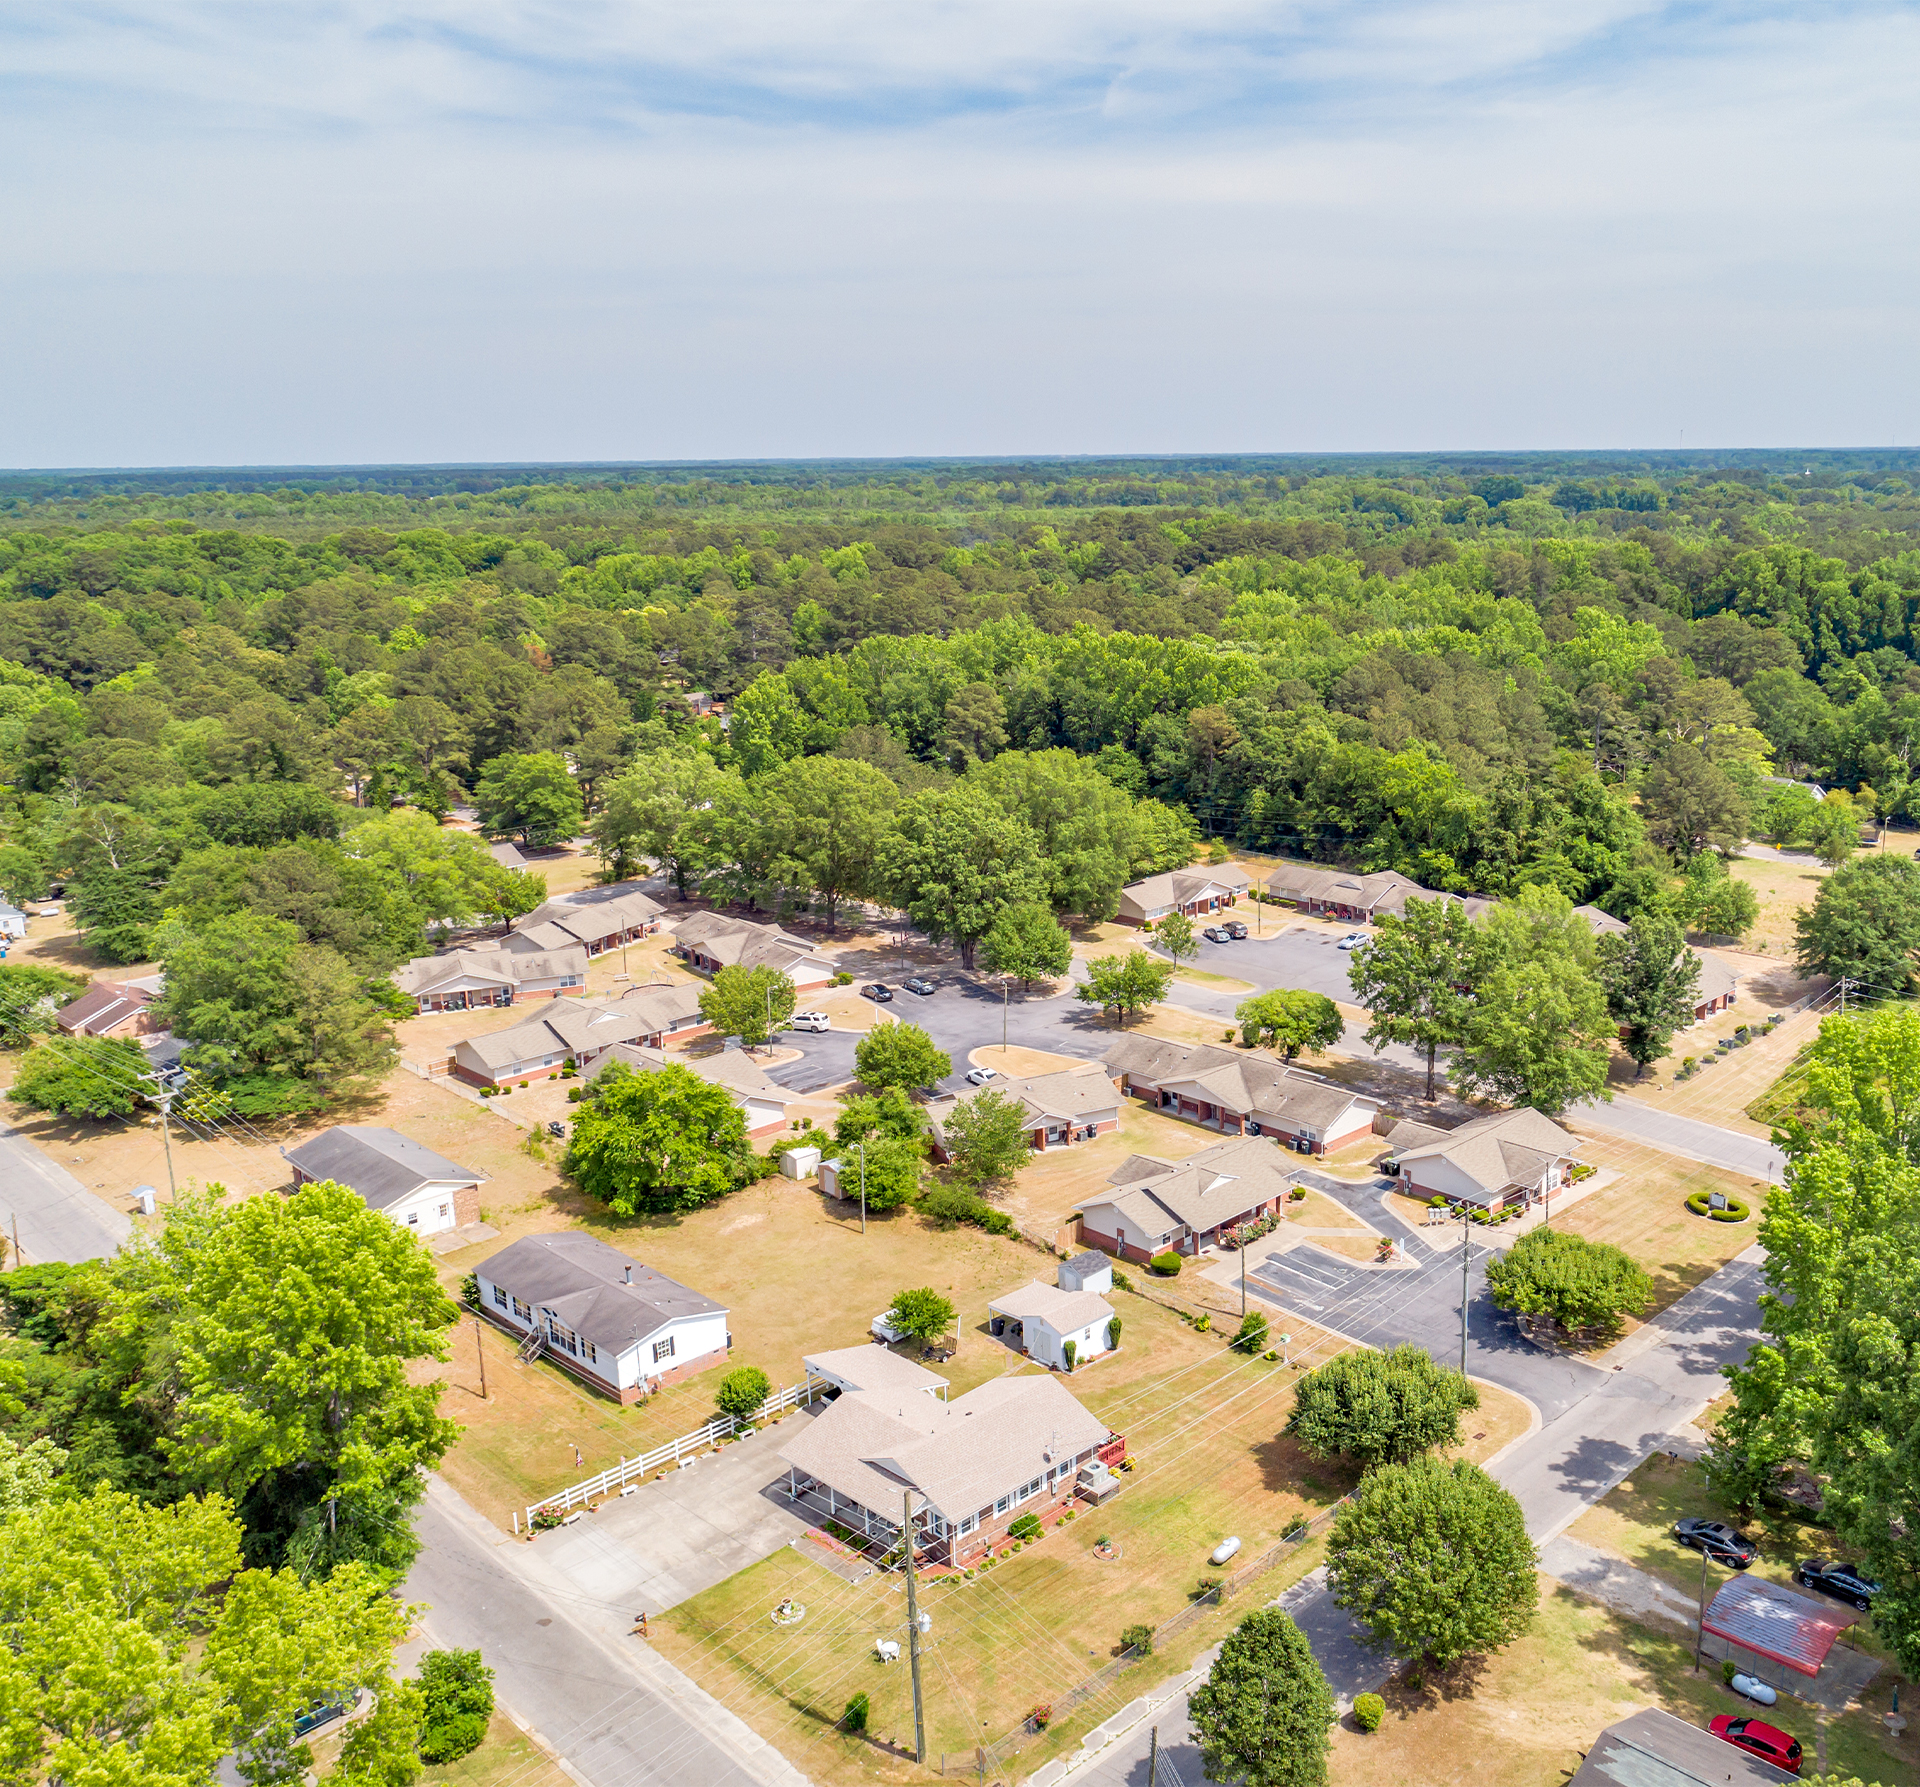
[
  {"x1": 1728, "y1": 852, "x2": 1828, "y2": 960},
  {"x1": 1550, "y1": 1130, "x2": 1767, "y2": 1329},
  {"x1": 419, "y1": 1716, "x2": 573, "y2": 1787},
  {"x1": 1327, "y1": 1577, "x2": 1911, "y2": 1787},
  {"x1": 655, "y1": 1310, "x2": 1529, "y2": 1787}
]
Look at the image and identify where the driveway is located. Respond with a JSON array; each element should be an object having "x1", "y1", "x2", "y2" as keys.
[
  {"x1": 527, "y1": 1409, "x2": 819, "y2": 1620},
  {"x1": 0, "y1": 1121, "x2": 133, "y2": 1263}
]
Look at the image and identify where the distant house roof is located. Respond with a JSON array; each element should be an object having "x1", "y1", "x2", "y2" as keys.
[
  {"x1": 1572, "y1": 903, "x2": 1630, "y2": 936},
  {"x1": 1115, "y1": 866, "x2": 1251, "y2": 922},
  {"x1": 585, "y1": 1041, "x2": 800, "y2": 1108},
  {"x1": 988, "y1": 1281, "x2": 1115, "y2": 1334},
  {"x1": 923, "y1": 1064, "x2": 1118, "y2": 1147},
  {"x1": 1567, "y1": 1708, "x2": 1796, "y2": 1787},
  {"x1": 458, "y1": 987, "x2": 708, "y2": 1072},
  {"x1": 803, "y1": 1344, "x2": 949, "y2": 1399},
  {"x1": 285, "y1": 1125, "x2": 486, "y2": 1212},
  {"x1": 393, "y1": 946, "x2": 586, "y2": 997},
  {"x1": 513, "y1": 890, "x2": 664, "y2": 948},
  {"x1": 1077, "y1": 1133, "x2": 1298, "y2": 1238},
  {"x1": 477, "y1": 1232, "x2": 724, "y2": 1355},
  {"x1": 55, "y1": 981, "x2": 157, "y2": 1037},
  {"x1": 1388, "y1": 1107, "x2": 1582, "y2": 1197},
  {"x1": 1102, "y1": 1035, "x2": 1375, "y2": 1133},
  {"x1": 488, "y1": 840, "x2": 529, "y2": 870},
  {"x1": 778, "y1": 1372, "x2": 1110, "y2": 1525},
  {"x1": 1568, "y1": 909, "x2": 1742, "y2": 1008}
]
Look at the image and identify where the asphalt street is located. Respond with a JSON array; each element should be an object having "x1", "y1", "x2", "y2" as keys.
[
  {"x1": 0, "y1": 1119, "x2": 132, "y2": 1263},
  {"x1": 405, "y1": 1477, "x2": 810, "y2": 1787},
  {"x1": 1570, "y1": 1095, "x2": 1787, "y2": 1184}
]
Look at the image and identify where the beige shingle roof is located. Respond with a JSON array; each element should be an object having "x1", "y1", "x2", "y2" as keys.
[
  {"x1": 803, "y1": 1345, "x2": 949, "y2": 1398},
  {"x1": 586, "y1": 1041, "x2": 799, "y2": 1106},
  {"x1": 1390, "y1": 1106, "x2": 1582, "y2": 1195},
  {"x1": 987, "y1": 1282, "x2": 1115, "y2": 1333},
  {"x1": 1115, "y1": 865, "x2": 1251, "y2": 919},
  {"x1": 1102, "y1": 1037, "x2": 1375, "y2": 1133},
  {"x1": 1077, "y1": 1133, "x2": 1296, "y2": 1235}
]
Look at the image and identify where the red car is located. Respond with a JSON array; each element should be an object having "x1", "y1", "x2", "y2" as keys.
[{"x1": 1709, "y1": 1715, "x2": 1802, "y2": 1774}]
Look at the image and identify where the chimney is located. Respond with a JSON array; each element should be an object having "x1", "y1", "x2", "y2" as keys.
[{"x1": 624, "y1": 1265, "x2": 633, "y2": 1284}]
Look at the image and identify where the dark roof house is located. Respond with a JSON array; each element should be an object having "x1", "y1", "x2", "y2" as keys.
[{"x1": 284, "y1": 1125, "x2": 487, "y2": 1235}]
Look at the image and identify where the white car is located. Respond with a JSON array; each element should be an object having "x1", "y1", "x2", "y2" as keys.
[
  {"x1": 1336, "y1": 931, "x2": 1368, "y2": 951},
  {"x1": 791, "y1": 1010, "x2": 831, "y2": 1032},
  {"x1": 964, "y1": 1066, "x2": 999, "y2": 1086}
]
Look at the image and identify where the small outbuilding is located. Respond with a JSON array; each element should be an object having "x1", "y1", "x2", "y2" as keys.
[{"x1": 284, "y1": 1125, "x2": 488, "y2": 1236}]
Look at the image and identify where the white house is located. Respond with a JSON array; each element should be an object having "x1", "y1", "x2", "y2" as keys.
[
  {"x1": 0, "y1": 900, "x2": 26, "y2": 941},
  {"x1": 475, "y1": 1232, "x2": 729, "y2": 1403},
  {"x1": 803, "y1": 1343, "x2": 950, "y2": 1401},
  {"x1": 1114, "y1": 865, "x2": 1251, "y2": 927},
  {"x1": 585, "y1": 1041, "x2": 800, "y2": 1139},
  {"x1": 988, "y1": 1275, "x2": 1117, "y2": 1371},
  {"x1": 1379, "y1": 1107, "x2": 1583, "y2": 1211},
  {"x1": 284, "y1": 1125, "x2": 487, "y2": 1235}
]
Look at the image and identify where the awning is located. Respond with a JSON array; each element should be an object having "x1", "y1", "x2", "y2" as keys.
[{"x1": 1702, "y1": 1574, "x2": 1857, "y2": 1677}]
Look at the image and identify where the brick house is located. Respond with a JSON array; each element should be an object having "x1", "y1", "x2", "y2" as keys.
[
  {"x1": 585, "y1": 1041, "x2": 800, "y2": 1140},
  {"x1": 779, "y1": 1370, "x2": 1122, "y2": 1567},
  {"x1": 450, "y1": 986, "x2": 709, "y2": 1087},
  {"x1": 508, "y1": 886, "x2": 666, "y2": 956},
  {"x1": 1075, "y1": 1134, "x2": 1298, "y2": 1261},
  {"x1": 1114, "y1": 865, "x2": 1252, "y2": 927},
  {"x1": 923, "y1": 1064, "x2": 1120, "y2": 1160},
  {"x1": 55, "y1": 979, "x2": 163, "y2": 1038},
  {"x1": 1103, "y1": 1035, "x2": 1378, "y2": 1154},
  {"x1": 284, "y1": 1125, "x2": 487, "y2": 1236},
  {"x1": 393, "y1": 945, "x2": 587, "y2": 1013},
  {"x1": 671, "y1": 912, "x2": 836, "y2": 989},
  {"x1": 1378, "y1": 1107, "x2": 1583, "y2": 1212},
  {"x1": 475, "y1": 1232, "x2": 729, "y2": 1403},
  {"x1": 1573, "y1": 905, "x2": 1742, "y2": 1023}
]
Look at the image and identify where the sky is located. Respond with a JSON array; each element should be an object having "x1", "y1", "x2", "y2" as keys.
[{"x1": 3, "y1": 1, "x2": 1918, "y2": 466}]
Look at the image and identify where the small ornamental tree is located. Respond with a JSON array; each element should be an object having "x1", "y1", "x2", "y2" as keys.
[
  {"x1": 1188, "y1": 1607, "x2": 1335, "y2": 1787},
  {"x1": 417, "y1": 1648, "x2": 494, "y2": 1764},
  {"x1": 716, "y1": 1366, "x2": 772, "y2": 1422},
  {"x1": 1326, "y1": 1457, "x2": 1537, "y2": 1669},
  {"x1": 939, "y1": 1088, "x2": 1032, "y2": 1187},
  {"x1": 1233, "y1": 1310, "x2": 1270, "y2": 1354},
  {"x1": 1076, "y1": 950, "x2": 1174, "y2": 1026},
  {"x1": 1484, "y1": 1227, "x2": 1653, "y2": 1340},
  {"x1": 1286, "y1": 1345, "x2": 1480, "y2": 1469},
  {"x1": 1154, "y1": 911, "x2": 1199, "y2": 967},
  {"x1": 884, "y1": 1287, "x2": 956, "y2": 1348},
  {"x1": 698, "y1": 964, "x2": 797, "y2": 1052},
  {"x1": 854, "y1": 1019, "x2": 952, "y2": 1093},
  {"x1": 851, "y1": 1134, "x2": 925, "y2": 1211},
  {"x1": 832, "y1": 1089, "x2": 926, "y2": 1148},
  {"x1": 980, "y1": 901, "x2": 1073, "y2": 988}
]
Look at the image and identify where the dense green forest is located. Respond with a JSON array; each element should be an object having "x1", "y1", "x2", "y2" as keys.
[{"x1": 3, "y1": 450, "x2": 1920, "y2": 1112}]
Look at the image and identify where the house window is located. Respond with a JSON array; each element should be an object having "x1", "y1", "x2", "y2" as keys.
[
  {"x1": 653, "y1": 1336, "x2": 675, "y2": 1364},
  {"x1": 406, "y1": 1212, "x2": 419, "y2": 1226},
  {"x1": 512, "y1": 1296, "x2": 531, "y2": 1322},
  {"x1": 582, "y1": 1338, "x2": 597, "y2": 1364},
  {"x1": 994, "y1": 1492, "x2": 1011, "y2": 1515},
  {"x1": 546, "y1": 1320, "x2": 579, "y2": 1356},
  {"x1": 492, "y1": 1285, "x2": 508, "y2": 1310},
  {"x1": 438, "y1": 1204, "x2": 451, "y2": 1220}
]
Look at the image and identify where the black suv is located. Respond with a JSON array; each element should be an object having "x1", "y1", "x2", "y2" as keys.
[
  {"x1": 1795, "y1": 1558, "x2": 1879, "y2": 1609},
  {"x1": 1673, "y1": 1518, "x2": 1757, "y2": 1568}
]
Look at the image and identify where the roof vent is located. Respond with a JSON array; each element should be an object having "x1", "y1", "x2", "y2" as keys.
[{"x1": 623, "y1": 1265, "x2": 633, "y2": 1284}]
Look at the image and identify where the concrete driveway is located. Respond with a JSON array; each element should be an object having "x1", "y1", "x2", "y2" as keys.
[
  {"x1": 0, "y1": 1121, "x2": 133, "y2": 1263},
  {"x1": 526, "y1": 1408, "x2": 819, "y2": 1620}
]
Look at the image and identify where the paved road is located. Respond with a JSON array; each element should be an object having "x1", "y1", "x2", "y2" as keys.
[
  {"x1": 0, "y1": 1121, "x2": 132, "y2": 1263},
  {"x1": 1570, "y1": 1096, "x2": 1787, "y2": 1184},
  {"x1": 406, "y1": 1477, "x2": 811, "y2": 1787}
]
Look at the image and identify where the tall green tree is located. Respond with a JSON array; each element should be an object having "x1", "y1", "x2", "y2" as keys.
[
  {"x1": 938, "y1": 1088, "x2": 1032, "y2": 1187},
  {"x1": 1347, "y1": 895, "x2": 1479, "y2": 1101},
  {"x1": 6, "y1": 1035, "x2": 150, "y2": 1119},
  {"x1": 1075, "y1": 949, "x2": 1174, "y2": 1026},
  {"x1": 1287, "y1": 1346, "x2": 1481, "y2": 1470},
  {"x1": 591, "y1": 750, "x2": 737, "y2": 892},
  {"x1": 970, "y1": 748, "x2": 1140, "y2": 918},
  {"x1": 565, "y1": 1059, "x2": 755, "y2": 1215},
  {"x1": 1484, "y1": 1227, "x2": 1653, "y2": 1339},
  {"x1": 697, "y1": 964, "x2": 797, "y2": 1051},
  {"x1": 754, "y1": 753, "x2": 898, "y2": 929},
  {"x1": 1186, "y1": 1608, "x2": 1334, "y2": 1787},
  {"x1": 474, "y1": 750, "x2": 584, "y2": 845},
  {"x1": 878, "y1": 783, "x2": 1047, "y2": 968},
  {"x1": 854, "y1": 1019, "x2": 952, "y2": 1093},
  {"x1": 882, "y1": 1287, "x2": 956, "y2": 1347},
  {"x1": 1795, "y1": 855, "x2": 1920, "y2": 993},
  {"x1": 1236, "y1": 989, "x2": 1343, "y2": 1059},
  {"x1": 979, "y1": 901, "x2": 1073, "y2": 988},
  {"x1": 1595, "y1": 912, "x2": 1702, "y2": 1073},
  {"x1": 1451, "y1": 885, "x2": 1614, "y2": 1114},
  {"x1": 1326, "y1": 1458, "x2": 1537, "y2": 1669}
]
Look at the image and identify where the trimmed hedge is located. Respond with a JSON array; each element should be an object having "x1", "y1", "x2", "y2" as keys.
[
  {"x1": 1353, "y1": 1692, "x2": 1385, "y2": 1732},
  {"x1": 1686, "y1": 1190, "x2": 1752, "y2": 1223},
  {"x1": 1149, "y1": 1251, "x2": 1183, "y2": 1276}
]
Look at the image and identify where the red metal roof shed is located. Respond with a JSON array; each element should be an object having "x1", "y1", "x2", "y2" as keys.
[{"x1": 1702, "y1": 1575, "x2": 1857, "y2": 1677}]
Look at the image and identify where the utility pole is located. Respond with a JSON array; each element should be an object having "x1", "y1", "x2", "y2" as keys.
[
  {"x1": 855, "y1": 1140, "x2": 867, "y2": 1236},
  {"x1": 1693, "y1": 1545, "x2": 1711, "y2": 1671},
  {"x1": 475, "y1": 1312, "x2": 488, "y2": 1400},
  {"x1": 1001, "y1": 974, "x2": 1010, "y2": 1052},
  {"x1": 1148, "y1": 1724, "x2": 1160, "y2": 1787},
  {"x1": 903, "y1": 1491, "x2": 928, "y2": 1764},
  {"x1": 1459, "y1": 1205, "x2": 1472, "y2": 1377}
]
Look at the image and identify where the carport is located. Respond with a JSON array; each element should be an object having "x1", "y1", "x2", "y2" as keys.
[{"x1": 1702, "y1": 1575, "x2": 1857, "y2": 1676}]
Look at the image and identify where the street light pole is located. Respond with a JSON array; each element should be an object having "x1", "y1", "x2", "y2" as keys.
[{"x1": 857, "y1": 1140, "x2": 867, "y2": 1237}]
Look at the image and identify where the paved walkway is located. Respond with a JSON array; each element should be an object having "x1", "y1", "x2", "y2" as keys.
[{"x1": 0, "y1": 1121, "x2": 132, "y2": 1263}]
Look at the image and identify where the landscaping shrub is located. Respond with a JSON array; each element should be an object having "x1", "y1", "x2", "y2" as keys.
[
  {"x1": 1106, "y1": 1316, "x2": 1122, "y2": 1351},
  {"x1": 1192, "y1": 1312, "x2": 1211, "y2": 1334},
  {"x1": 418, "y1": 1649, "x2": 494, "y2": 1764},
  {"x1": 1352, "y1": 1692, "x2": 1385, "y2": 1732},
  {"x1": 1112, "y1": 1269, "x2": 1133, "y2": 1291},
  {"x1": 1008, "y1": 1513, "x2": 1042, "y2": 1543},
  {"x1": 832, "y1": 971, "x2": 854, "y2": 987},
  {"x1": 1427, "y1": 1195, "x2": 1447, "y2": 1208},
  {"x1": 1287, "y1": 1186, "x2": 1306, "y2": 1202},
  {"x1": 917, "y1": 1183, "x2": 1014, "y2": 1235},
  {"x1": 567, "y1": 1086, "x2": 583, "y2": 1102},
  {"x1": 1686, "y1": 1190, "x2": 1752, "y2": 1223},
  {"x1": 1570, "y1": 1163, "x2": 1596, "y2": 1182},
  {"x1": 844, "y1": 1691, "x2": 870, "y2": 1733},
  {"x1": 716, "y1": 1365, "x2": 771, "y2": 1421},
  {"x1": 1233, "y1": 1310, "x2": 1269, "y2": 1353},
  {"x1": 1063, "y1": 1339, "x2": 1078, "y2": 1371},
  {"x1": 1120, "y1": 1623, "x2": 1155, "y2": 1656},
  {"x1": 530, "y1": 1505, "x2": 564, "y2": 1531},
  {"x1": 1149, "y1": 1251, "x2": 1183, "y2": 1276}
]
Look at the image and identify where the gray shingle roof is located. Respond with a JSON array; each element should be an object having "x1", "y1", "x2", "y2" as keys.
[
  {"x1": 1077, "y1": 1133, "x2": 1297, "y2": 1235},
  {"x1": 1102, "y1": 1037, "x2": 1374, "y2": 1132},
  {"x1": 285, "y1": 1125, "x2": 486, "y2": 1212},
  {"x1": 477, "y1": 1232, "x2": 724, "y2": 1353}
]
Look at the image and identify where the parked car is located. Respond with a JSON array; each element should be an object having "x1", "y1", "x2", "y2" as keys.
[
  {"x1": 965, "y1": 1066, "x2": 999, "y2": 1086},
  {"x1": 1708, "y1": 1715, "x2": 1802, "y2": 1774},
  {"x1": 903, "y1": 977, "x2": 937, "y2": 996},
  {"x1": 791, "y1": 1009, "x2": 831, "y2": 1032},
  {"x1": 1224, "y1": 921, "x2": 1247, "y2": 939},
  {"x1": 546, "y1": 1121, "x2": 565, "y2": 1138},
  {"x1": 1794, "y1": 1558, "x2": 1880, "y2": 1609},
  {"x1": 1673, "y1": 1517, "x2": 1757, "y2": 1568},
  {"x1": 860, "y1": 983, "x2": 894, "y2": 1003},
  {"x1": 1336, "y1": 931, "x2": 1367, "y2": 950}
]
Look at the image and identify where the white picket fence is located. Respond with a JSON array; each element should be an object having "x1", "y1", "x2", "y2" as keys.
[{"x1": 523, "y1": 1376, "x2": 821, "y2": 1528}]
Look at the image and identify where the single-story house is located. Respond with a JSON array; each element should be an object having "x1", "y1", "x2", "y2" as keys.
[
  {"x1": 451, "y1": 986, "x2": 710, "y2": 1087},
  {"x1": 1114, "y1": 865, "x2": 1252, "y2": 927},
  {"x1": 586, "y1": 1041, "x2": 800, "y2": 1139},
  {"x1": 778, "y1": 1371, "x2": 1120, "y2": 1567},
  {"x1": 488, "y1": 840, "x2": 529, "y2": 870},
  {"x1": 1265, "y1": 866, "x2": 1492, "y2": 924},
  {"x1": 1573, "y1": 906, "x2": 1741, "y2": 1023},
  {"x1": 923, "y1": 1064, "x2": 1120, "y2": 1160},
  {"x1": 1103, "y1": 1035, "x2": 1379, "y2": 1154},
  {"x1": 476, "y1": 1232, "x2": 730, "y2": 1402},
  {"x1": 1568, "y1": 1708, "x2": 1795, "y2": 1787},
  {"x1": 803, "y1": 1343, "x2": 950, "y2": 1402},
  {"x1": 1075, "y1": 1134, "x2": 1298, "y2": 1260},
  {"x1": 0, "y1": 900, "x2": 26, "y2": 941},
  {"x1": 988, "y1": 1269, "x2": 1117, "y2": 1371},
  {"x1": 285, "y1": 1125, "x2": 487, "y2": 1235},
  {"x1": 56, "y1": 979, "x2": 163, "y2": 1039},
  {"x1": 508, "y1": 887, "x2": 666, "y2": 956},
  {"x1": 393, "y1": 945, "x2": 588, "y2": 1013},
  {"x1": 1379, "y1": 1107, "x2": 1583, "y2": 1211},
  {"x1": 671, "y1": 912, "x2": 835, "y2": 989}
]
